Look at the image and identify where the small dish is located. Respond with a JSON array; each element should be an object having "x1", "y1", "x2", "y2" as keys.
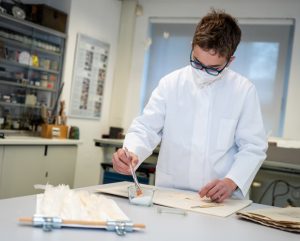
[{"x1": 128, "y1": 185, "x2": 155, "y2": 207}]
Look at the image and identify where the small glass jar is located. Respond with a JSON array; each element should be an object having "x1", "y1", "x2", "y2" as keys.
[{"x1": 128, "y1": 185, "x2": 155, "y2": 207}]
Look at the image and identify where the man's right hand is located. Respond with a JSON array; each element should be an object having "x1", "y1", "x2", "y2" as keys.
[{"x1": 112, "y1": 148, "x2": 139, "y2": 175}]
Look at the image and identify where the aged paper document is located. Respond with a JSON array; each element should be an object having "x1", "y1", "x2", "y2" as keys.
[
  {"x1": 237, "y1": 207, "x2": 300, "y2": 233},
  {"x1": 96, "y1": 181, "x2": 252, "y2": 217}
]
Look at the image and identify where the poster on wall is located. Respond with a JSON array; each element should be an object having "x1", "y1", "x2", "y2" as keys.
[{"x1": 69, "y1": 33, "x2": 109, "y2": 119}]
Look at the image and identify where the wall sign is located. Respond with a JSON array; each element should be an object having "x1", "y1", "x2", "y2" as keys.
[{"x1": 69, "y1": 33, "x2": 109, "y2": 119}]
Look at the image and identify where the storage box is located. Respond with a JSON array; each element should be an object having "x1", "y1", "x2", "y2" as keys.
[
  {"x1": 26, "y1": 4, "x2": 67, "y2": 33},
  {"x1": 41, "y1": 124, "x2": 68, "y2": 139}
]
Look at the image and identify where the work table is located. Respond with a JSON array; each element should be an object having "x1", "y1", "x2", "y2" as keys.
[
  {"x1": 94, "y1": 137, "x2": 300, "y2": 169},
  {"x1": 0, "y1": 184, "x2": 298, "y2": 241},
  {"x1": 0, "y1": 136, "x2": 81, "y2": 145}
]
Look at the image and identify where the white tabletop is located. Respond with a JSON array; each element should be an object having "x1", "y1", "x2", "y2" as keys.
[{"x1": 0, "y1": 185, "x2": 298, "y2": 241}]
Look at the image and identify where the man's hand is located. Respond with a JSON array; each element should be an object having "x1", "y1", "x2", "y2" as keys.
[
  {"x1": 112, "y1": 148, "x2": 139, "y2": 175},
  {"x1": 199, "y1": 178, "x2": 237, "y2": 203}
]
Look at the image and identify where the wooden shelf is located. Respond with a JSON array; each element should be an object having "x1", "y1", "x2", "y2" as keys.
[
  {"x1": 0, "y1": 58, "x2": 60, "y2": 74},
  {"x1": 0, "y1": 36, "x2": 62, "y2": 57},
  {"x1": 0, "y1": 79, "x2": 56, "y2": 92}
]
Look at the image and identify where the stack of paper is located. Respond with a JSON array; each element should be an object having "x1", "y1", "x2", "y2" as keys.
[{"x1": 237, "y1": 207, "x2": 300, "y2": 233}]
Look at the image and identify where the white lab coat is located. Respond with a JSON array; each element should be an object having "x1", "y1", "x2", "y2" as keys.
[{"x1": 124, "y1": 65, "x2": 267, "y2": 198}]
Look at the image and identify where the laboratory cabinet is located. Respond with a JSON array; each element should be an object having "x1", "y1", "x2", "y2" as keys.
[
  {"x1": 250, "y1": 141, "x2": 300, "y2": 207},
  {"x1": 0, "y1": 145, "x2": 77, "y2": 199},
  {"x1": 0, "y1": 12, "x2": 65, "y2": 131},
  {"x1": 251, "y1": 167, "x2": 300, "y2": 207}
]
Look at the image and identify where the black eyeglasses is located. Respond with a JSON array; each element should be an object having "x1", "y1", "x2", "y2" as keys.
[{"x1": 190, "y1": 50, "x2": 228, "y2": 76}]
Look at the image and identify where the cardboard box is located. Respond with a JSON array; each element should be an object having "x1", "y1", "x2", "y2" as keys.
[
  {"x1": 41, "y1": 124, "x2": 68, "y2": 139},
  {"x1": 26, "y1": 4, "x2": 67, "y2": 33}
]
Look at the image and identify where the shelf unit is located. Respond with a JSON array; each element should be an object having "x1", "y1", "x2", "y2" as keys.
[
  {"x1": 0, "y1": 12, "x2": 66, "y2": 131},
  {"x1": 0, "y1": 80, "x2": 57, "y2": 92}
]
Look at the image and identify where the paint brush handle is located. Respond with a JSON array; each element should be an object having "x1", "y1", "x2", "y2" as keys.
[{"x1": 124, "y1": 147, "x2": 143, "y2": 194}]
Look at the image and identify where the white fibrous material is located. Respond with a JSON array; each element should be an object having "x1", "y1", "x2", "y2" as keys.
[
  {"x1": 130, "y1": 195, "x2": 152, "y2": 206},
  {"x1": 35, "y1": 184, "x2": 129, "y2": 221}
]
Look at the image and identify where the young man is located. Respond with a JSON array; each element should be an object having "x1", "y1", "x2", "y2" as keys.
[{"x1": 112, "y1": 9, "x2": 267, "y2": 202}]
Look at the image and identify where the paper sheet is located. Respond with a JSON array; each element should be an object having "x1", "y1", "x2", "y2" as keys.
[{"x1": 96, "y1": 181, "x2": 252, "y2": 217}]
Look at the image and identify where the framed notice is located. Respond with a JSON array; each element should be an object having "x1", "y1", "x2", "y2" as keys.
[{"x1": 69, "y1": 33, "x2": 109, "y2": 119}]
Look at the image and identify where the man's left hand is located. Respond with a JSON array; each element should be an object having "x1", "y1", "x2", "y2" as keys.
[{"x1": 199, "y1": 178, "x2": 237, "y2": 203}]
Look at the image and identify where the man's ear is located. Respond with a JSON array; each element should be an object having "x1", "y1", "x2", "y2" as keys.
[{"x1": 228, "y1": 56, "x2": 235, "y2": 66}]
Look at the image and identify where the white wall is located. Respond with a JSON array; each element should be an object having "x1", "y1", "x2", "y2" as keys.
[
  {"x1": 109, "y1": 0, "x2": 138, "y2": 127},
  {"x1": 118, "y1": 0, "x2": 300, "y2": 140},
  {"x1": 62, "y1": 0, "x2": 121, "y2": 188}
]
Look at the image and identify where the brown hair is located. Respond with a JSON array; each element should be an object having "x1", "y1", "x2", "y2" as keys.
[{"x1": 192, "y1": 9, "x2": 241, "y2": 60}]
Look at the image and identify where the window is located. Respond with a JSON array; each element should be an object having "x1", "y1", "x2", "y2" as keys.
[
  {"x1": 141, "y1": 21, "x2": 195, "y2": 108},
  {"x1": 142, "y1": 18, "x2": 294, "y2": 136}
]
